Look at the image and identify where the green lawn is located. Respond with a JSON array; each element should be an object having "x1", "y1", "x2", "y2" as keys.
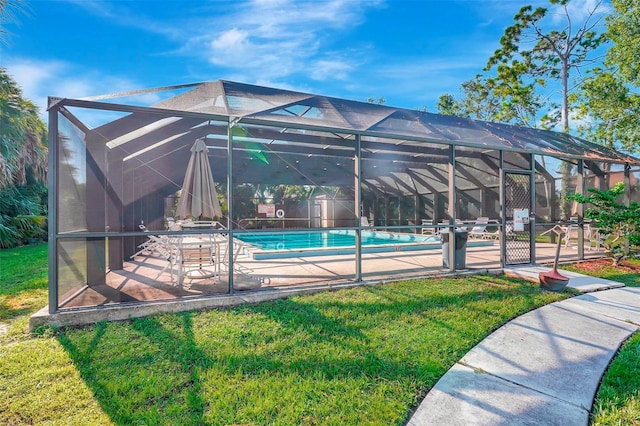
[
  {"x1": 563, "y1": 258, "x2": 640, "y2": 425},
  {"x1": 591, "y1": 331, "x2": 640, "y2": 425},
  {"x1": 0, "y1": 243, "x2": 48, "y2": 336},
  {"x1": 0, "y1": 245, "x2": 637, "y2": 425}
]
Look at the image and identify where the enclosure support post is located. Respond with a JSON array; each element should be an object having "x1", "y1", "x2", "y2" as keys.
[
  {"x1": 107, "y1": 157, "x2": 124, "y2": 271},
  {"x1": 499, "y1": 151, "x2": 505, "y2": 268},
  {"x1": 624, "y1": 163, "x2": 631, "y2": 255},
  {"x1": 529, "y1": 154, "x2": 536, "y2": 263},
  {"x1": 354, "y1": 134, "x2": 362, "y2": 282},
  {"x1": 227, "y1": 120, "x2": 235, "y2": 294},
  {"x1": 47, "y1": 104, "x2": 59, "y2": 314},
  {"x1": 447, "y1": 145, "x2": 456, "y2": 272},
  {"x1": 624, "y1": 163, "x2": 631, "y2": 206},
  {"x1": 415, "y1": 194, "x2": 419, "y2": 233},
  {"x1": 383, "y1": 196, "x2": 389, "y2": 228},
  {"x1": 577, "y1": 160, "x2": 585, "y2": 259}
]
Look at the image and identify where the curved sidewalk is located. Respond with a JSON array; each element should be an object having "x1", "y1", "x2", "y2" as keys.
[{"x1": 408, "y1": 267, "x2": 640, "y2": 425}]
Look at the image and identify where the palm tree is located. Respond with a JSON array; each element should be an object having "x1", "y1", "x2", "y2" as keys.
[
  {"x1": 1, "y1": 0, "x2": 26, "y2": 45},
  {"x1": 0, "y1": 68, "x2": 47, "y2": 189},
  {"x1": 0, "y1": 68, "x2": 48, "y2": 247}
]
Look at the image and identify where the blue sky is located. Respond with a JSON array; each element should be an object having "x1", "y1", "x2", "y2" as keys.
[{"x1": 1, "y1": 0, "x2": 605, "y2": 119}]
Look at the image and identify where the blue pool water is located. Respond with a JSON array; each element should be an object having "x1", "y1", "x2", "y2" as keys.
[
  {"x1": 236, "y1": 230, "x2": 440, "y2": 251},
  {"x1": 236, "y1": 231, "x2": 440, "y2": 259}
]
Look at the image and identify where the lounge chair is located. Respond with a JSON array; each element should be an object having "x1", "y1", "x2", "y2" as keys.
[
  {"x1": 468, "y1": 217, "x2": 499, "y2": 239},
  {"x1": 421, "y1": 219, "x2": 434, "y2": 235},
  {"x1": 131, "y1": 224, "x2": 173, "y2": 258},
  {"x1": 563, "y1": 218, "x2": 598, "y2": 251}
]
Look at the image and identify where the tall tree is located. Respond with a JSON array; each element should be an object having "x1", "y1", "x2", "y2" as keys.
[
  {"x1": 573, "y1": 0, "x2": 640, "y2": 154},
  {"x1": 484, "y1": 59, "x2": 543, "y2": 127},
  {"x1": 436, "y1": 94, "x2": 461, "y2": 116},
  {"x1": 438, "y1": 73, "x2": 539, "y2": 125},
  {"x1": 485, "y1": 0, "x2": 607, "y2": 219},
  {"x1": 486, "y1": 0, "x2": 607, "y2": 132},
  {"x1": 457, "y1": 75, "x2": 504, "y2": 123},
  {"x1": 606, "y1": 0, "x2": 640, "y2": 87},
  {"x1": 573, "y1": 70, "x2": 640, "y2": 152}
]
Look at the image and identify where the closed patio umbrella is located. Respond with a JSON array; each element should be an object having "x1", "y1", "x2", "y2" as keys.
[{"x1": 176, "y1": 139, "x2": 222, "y2": 219}]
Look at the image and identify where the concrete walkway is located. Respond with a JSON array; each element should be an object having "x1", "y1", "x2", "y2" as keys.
[{"x1": 408, "y1": 266, "x2": 640, "y2": 425}]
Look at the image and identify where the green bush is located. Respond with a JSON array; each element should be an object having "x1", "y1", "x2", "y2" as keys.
[
  {"x1": 0, "y1": 183, "x2": 48, "y2": 248},
  {"x1": 569, "y1": 183, "x2": 640, "y2": 265}
]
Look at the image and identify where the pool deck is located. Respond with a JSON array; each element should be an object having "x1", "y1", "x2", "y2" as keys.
[{"x1": 31, "y1": 240, "x2": 604, "y2": 329}]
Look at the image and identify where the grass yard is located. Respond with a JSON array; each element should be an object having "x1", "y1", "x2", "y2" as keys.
[
  {"x1": 564, "y1": 257, "x2": 640, "y2": 425},
  {"x1": 0, "y1": 243, "x2": 48, "y2": 336},
  {"x1": 591, "y1": 331, "x2": 640, "y2": 425},
  {"x1": 0, "y1": 245, "x2": 637, "y2": 424}
]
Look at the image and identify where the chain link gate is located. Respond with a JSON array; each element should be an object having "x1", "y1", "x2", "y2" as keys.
[{"x1": 504, "y1": 172, "x2": 533, "y2": 265}]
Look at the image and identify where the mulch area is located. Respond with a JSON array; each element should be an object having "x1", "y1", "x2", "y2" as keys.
[{"x1": 573, "y1": 258, "x2": 640, "y2": 274}]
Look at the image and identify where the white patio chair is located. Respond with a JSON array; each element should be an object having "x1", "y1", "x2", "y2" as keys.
[
  {"x1": 563, "y1": 217, "x2": 592, "y2": 249},
  {"x1": 421, "y1": 219, "x2": 434, "y2": 235},
  {"x1": 584, "y1": 223, "x2": 595, "y2": 251},
  {"x1": 176, "y1": 234, "x2": 218, "y2": 287},
  {"x1": 594, "y1": 228, "x2": 609, "y2": 251},
  {"x1": 468, "y1": 217, "x2": 490, "y2": 239}
]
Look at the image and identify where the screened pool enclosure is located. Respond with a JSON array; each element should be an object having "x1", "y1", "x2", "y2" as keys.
[{"x1": 47, "y1": 80, "x2": 640, "y2": 315}]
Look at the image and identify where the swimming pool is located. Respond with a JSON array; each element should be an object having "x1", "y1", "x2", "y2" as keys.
[{"x1": 236, "y1": 230, "x2": 493, "y2": 259}]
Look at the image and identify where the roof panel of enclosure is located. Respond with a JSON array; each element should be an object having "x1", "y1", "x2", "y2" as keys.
[{"x1": 58, "y1": 79, "x2": 640, "y2": 166}]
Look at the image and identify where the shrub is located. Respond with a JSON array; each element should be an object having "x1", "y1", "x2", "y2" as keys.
[{"x1": 569, "y1": 182, "x2": 640, "y2": 265}]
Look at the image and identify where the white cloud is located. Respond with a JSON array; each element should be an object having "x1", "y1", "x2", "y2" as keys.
[
  {"x1": 210, "y1": 28, "x2": 250, "y2": 52},
  {"x1": 64, "y1": 0, "x2": 183, "y2": 38},
  {"x1": 548, "y1": 0, "x2": 610, "y2": 27},
  {"x1": 3, "y1": 58, "x2": 158, "y2": 122},
  {"x1": 47, "y1": 0, "x2": 383, "y2": 96},
  {"x1": 187, "y1": 0, "x2": 382, "y2": 82},
  {"x1": 310, "y1": 59, "x2": 352, "y2": 81},
  {"x1": 233, "y1": 0, "x2": 374, "y2": 36},
  {"x1": 4, "y1": 59, "x2": 67, "y2": 112},
  {"x1": 66, "y1": 0, "x2": 383, "y2": 84}
]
